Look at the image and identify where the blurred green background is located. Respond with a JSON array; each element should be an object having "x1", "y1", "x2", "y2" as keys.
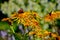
[{"x1": 0, "y1": 0, "x2": 60, "y2": 17}]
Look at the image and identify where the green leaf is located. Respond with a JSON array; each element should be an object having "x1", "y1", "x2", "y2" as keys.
[
  {"x1": 55, "y1": 19, "x2": 60, "y2": 28},
  {"x1": 23, "y1": 34, "x2": 29, "y2": 40},
  {"x1": 0, "y1": 21, "x2": 10, "y2": 30},
  {"x1": 12, "y1": 21, "x2": 18, "y2": 31},
  {"x1": 0, "y1": 37, "x2": 4, "y2": 40},
  {"x1": 14, "y1": 33, "x2": 23, "y2": 40}
]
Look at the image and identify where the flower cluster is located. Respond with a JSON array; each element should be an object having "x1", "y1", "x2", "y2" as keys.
[
  {"x1": 44, "y1": 11, "x2": 60, "y2": 22},
  {"x1": 2, "y1": 11, "x2": 60, "y2": 40},
  {"x1": 10, "y1": 12, "x2": 40, "y2": 27}
]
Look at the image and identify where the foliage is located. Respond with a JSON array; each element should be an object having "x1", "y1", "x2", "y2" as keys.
[{"x1": 0, "y1": 0, "x2": 60, "y2": 17}]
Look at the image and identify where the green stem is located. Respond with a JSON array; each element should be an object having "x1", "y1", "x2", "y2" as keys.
[{"x1": 10, "y1": 26, "x2": 15, "y2": 33}]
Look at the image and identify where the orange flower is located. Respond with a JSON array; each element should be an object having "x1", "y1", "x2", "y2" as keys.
[{"x1": 45, "y1": 11, "x2": 60, "y2": 22}]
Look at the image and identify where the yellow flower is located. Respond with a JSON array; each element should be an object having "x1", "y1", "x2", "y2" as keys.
[
  {"x1": 36, "y1": 32, "x2": 42, "y2": 38},
  {"x1": 44, "y1": 11, "x2": 60, "y2": 22},
  {"x1": 2, "y1": 11, "x2": 42, "y2": 36},
  {"x1": 18, "y1": 19, "x2": 21, "y2": 24},
  {"x1": 24, "y1": 23, "x2": 30, "y2": 26},
  {"x1": 55, "y1": 11, "x2": 60, "y2": 18},
  {"x1": 44, "y1": 31, "x2": 50, "y2": 36}
]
